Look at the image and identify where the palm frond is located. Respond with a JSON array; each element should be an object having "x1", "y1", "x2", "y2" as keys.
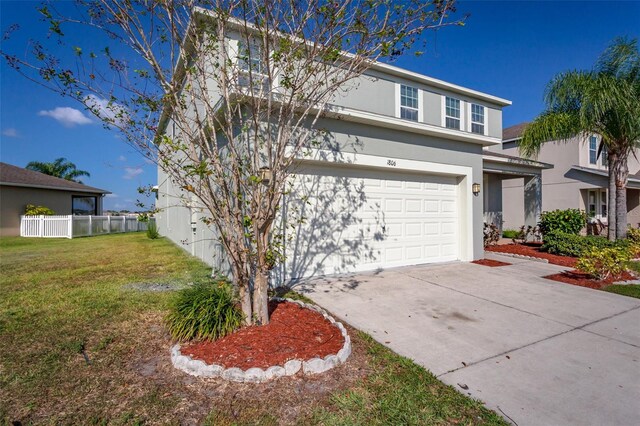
[{"x1": 519, "y1": 111, "x2": 582, "y2": 158}]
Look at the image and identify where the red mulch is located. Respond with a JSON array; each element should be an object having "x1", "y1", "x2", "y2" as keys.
[
  {"x1": 544, "y1": 270, "x2": 635, "y2": 289},
  {"x1": 181, "y1": 301, "x2": 344, "y2": 370},
  {"x1": 472, "y1": 259, "x2": 512, "y2": 267},
  {"x1": 486, "y1": 243, "x2": 578, "y2": 267}
]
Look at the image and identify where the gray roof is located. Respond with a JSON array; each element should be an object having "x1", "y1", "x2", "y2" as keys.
[
  {"x1": 571, "y1": 165, "x2": 640, "y2": 189},
  {"x1": 0, "y1": 162, "x2": 110, "y2": 194},
  {"x1": 503, "y1": 122, "x2": 529, "y2": 141}
]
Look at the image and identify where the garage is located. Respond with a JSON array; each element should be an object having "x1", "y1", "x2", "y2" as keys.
[{"x1": 282, "y1": 162, "x2": 461, "y2": 280}]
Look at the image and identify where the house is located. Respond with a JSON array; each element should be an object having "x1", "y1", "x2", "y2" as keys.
[
  {"x1": 0, "y1": 162, "x2": 110, "y2": 236},
  {"x1": 155, "y1": 9, "x2": 545, "y2": 283},
  {"x1": 487, "y1": 123, "x2": 640, "y2": 231}
]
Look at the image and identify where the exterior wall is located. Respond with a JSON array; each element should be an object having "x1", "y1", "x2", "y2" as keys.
[{"x1": 0, "y1": 185, "x2": 104, "y2": 237}]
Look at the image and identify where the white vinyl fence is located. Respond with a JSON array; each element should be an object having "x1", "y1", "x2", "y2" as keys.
[{"x1": 20, "y1": 215, "x2": 155, "y2": 239}]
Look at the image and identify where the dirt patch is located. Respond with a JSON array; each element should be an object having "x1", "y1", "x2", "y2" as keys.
[
  {"x1": 181, "y1": 301, "x2": 344, "y2": 370},
  {"x1": 472, "y1": 259, "x2": 511, "y2": 267},
  {"x1": 544, "y1": 270, "x2": 636, "y2": 289},
  {"x1": 486, "y1": 243, "x2": 577, "y2": 267}
]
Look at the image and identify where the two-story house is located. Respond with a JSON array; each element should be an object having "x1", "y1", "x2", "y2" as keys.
[
  {"x1": 155, "y1": 9, "x2": 546, "y2": 283},
  {"x1": 488, "y1": 122, "x2": 640, "y2": 231}
]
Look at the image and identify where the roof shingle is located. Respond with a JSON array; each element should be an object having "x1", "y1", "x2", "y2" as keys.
[
  {"x1": 503, "y1": 122, "x2": 529, "y2": 141},
  {"x1": 0, "y1": 162, "x2": 109, "y2": 194}
]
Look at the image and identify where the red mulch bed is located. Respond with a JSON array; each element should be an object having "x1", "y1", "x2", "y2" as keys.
[
  {"x1": 181, "y1": 301, "x2": 344, "y2": 370},
  {"x1": 544, "y1": 270, "x2": 635, "y2": 289},
  {"x1": 486, "y1": 243, "x2": 578, "y2": 267},
  {"x1": 472, "y1": 259, "x2": 512, "y2": 267}
]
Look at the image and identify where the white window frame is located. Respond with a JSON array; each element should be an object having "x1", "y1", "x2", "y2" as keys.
[
  {"x1": 468, "y1": 103, "x2": 488, "y2": 136},
  {"x1": 587, "y1": 189, "x2": 608, "y2": 219},
  {"x1": 442, "y1": 96, "x2": 462, "y2": 130},
  {"x1": 235, "y1": 39, "x2": 271, "y2": 94},
  {"x1": 395, "y1": 83, "x2": 423, "y2": 122},
  {"x1": 589, "y1": 135, "x2": 598, "y2": 165}
]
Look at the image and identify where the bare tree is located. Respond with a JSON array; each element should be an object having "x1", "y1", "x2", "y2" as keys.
[{"x1": 3, "y1": 0, "x2": 464, "y2": 324}]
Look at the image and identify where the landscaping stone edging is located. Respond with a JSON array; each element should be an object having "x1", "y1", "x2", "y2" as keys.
[
  {"x1": 170, "y1": 298, "x2": 351, "y2": 382},
  {"x1": 487, "y1": 252, "x2": 549, "y2": 263}
]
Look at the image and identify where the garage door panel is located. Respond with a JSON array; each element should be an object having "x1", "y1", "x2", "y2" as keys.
[{"x1": 284, "y1": 164, "x2": 459, "y2": 279}]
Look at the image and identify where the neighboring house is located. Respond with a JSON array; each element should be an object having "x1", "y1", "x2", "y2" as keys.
[
  {"x1": 156, "y1": 10, "x2": 542, "y2": 283},
  {"x1": 0, "y1": 162, "x2": 110, "y2": 236},
  {"x1": 487, "y1": 123, "x2": 640, "y2": 231}
]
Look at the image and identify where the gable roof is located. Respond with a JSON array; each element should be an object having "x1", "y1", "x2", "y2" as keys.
[
  {"x1": 503, "y1": 122, "x2": 529, "y2": 142},
  {"x1": 0, "y1": 162, "x2": 110, "y2": 194}
]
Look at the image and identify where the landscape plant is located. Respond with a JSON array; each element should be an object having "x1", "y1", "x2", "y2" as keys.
[
  {"x1": 538, "y1": 209, "x2": 586, "y2": 236},
  {"x1": 576, "y1": 246, "x2": 630, "y2": 280},
  {"x1": 483, "y1": 222, "x2": 500, "y2": 247},
  {"x1": 24, "y1": 204, "x2": 55, "y2": 215},
  {"x1": 520, "y1": 37, "x2": 640, "y2": 240},
  {"x1": 145, "y1": 221, "x2": 160, "y2": 240},
  {"x1": 2, "y1": 0, "x2": 465, "y2": 325},
  {"x1": 166, "y1": 280, "x2": 244, "y2": 342}
]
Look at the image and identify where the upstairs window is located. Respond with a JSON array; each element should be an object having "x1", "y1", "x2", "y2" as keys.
[
  {"x1": 445, "y1": 97, "x2": 461, "y2": 130},
  {"x1": 237, "y1": 40, "x2": 270, "y2": 93},
  {"x1": 471, "y1": 103, "x2": 485, "y2": 134},
  {"x1": 602, "y1": 145, "x2": 608, "y2": 166},
  {"x1": 589, "y1": 136, "x2": 597, "y2": 165},
  {"x1": 400, "y1": 85, "x2": 419, "y2": 121}
]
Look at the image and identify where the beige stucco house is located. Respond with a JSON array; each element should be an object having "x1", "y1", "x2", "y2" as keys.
[
  {"x1": 487, "y1": 123, "x2": 640, "y2": 231},
  {"x1": 0, "y1": 162, "x2": 109, "y2": 236}
]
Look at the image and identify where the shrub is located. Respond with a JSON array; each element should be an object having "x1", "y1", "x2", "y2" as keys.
[
  {"x1": 146, "y1": 220, "x2": 160, "y2": 239},
  {"x1": 24, "y1": 204, "x2": 54, "y2": 215},
  {"x1": 483, "y1": 223, "x2": 500, "y2": 247},
  {"x1": 577, "y1": 246, "x2": 630, "y2": 280},
  {"x1": 502, "y1": 229, "x2": 519, "y2": 239},
  {"x1": 539, "y1": 209, "x2": 586, "y2": 236},
  {"x1": 166, "y1": 280, "x2": 244, "y2": 342},
  {"x1": 511, "y1": 225, "x2": 542, "y2": 244},
  {"x1": 627, "y1": 226, "x2": 640, "y2": 244},
  {"x1": 541, "y1": 230, "x2": 617, "y2": 257}
]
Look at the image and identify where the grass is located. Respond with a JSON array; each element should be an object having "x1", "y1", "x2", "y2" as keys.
[
  {"x1": 604, "y1": 285, "x2": 640, "y2": 299},
  {"x1": 1, "y1": 233, "x2": 506, "y2": 425}
]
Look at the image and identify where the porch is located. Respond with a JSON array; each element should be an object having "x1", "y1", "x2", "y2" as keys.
[{"x1": 482, "y1": 151, "x2": 553, "y2": 231}]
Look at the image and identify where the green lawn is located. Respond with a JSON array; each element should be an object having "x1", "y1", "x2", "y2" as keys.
[
  {"x1": 604, "y1": 284, "x2": 640, "y2": 299},
  {"x1": 0, "y1": 234, "x2": 505, "y2": 425}
]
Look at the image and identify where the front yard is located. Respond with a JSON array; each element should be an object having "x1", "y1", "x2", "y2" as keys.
[{"x1": 0, "y1": 234, "x2": 505, "y2": 425}]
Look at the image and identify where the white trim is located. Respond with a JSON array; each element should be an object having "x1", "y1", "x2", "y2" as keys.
[
  {"x1": 289, "y1": 148, "x2": 475, "y2": 262},
  {"x1": 418, "y1": 89, "x2": 424, "y2": 123},
  {"x1": 394, "y1": 83, "x2": 401, "y2": 119}
]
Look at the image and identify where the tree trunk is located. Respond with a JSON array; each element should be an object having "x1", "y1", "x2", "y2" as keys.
[
  {"x1": 614, "y1": 158, "x2": 629, "y2": 239},
  {"x1": 238, "y1": 282, "x2": 252, "y2": 326},
  {"x1": 607, "y1": 154, "x2": 618, "y2": 241},
  {"x1": 252, "y1": 266, "x2": 270, "y2": 325}
]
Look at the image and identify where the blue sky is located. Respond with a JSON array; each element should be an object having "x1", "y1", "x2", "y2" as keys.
[{"x1": 1, "y1": 1, "x2": 639, "y2": 211}]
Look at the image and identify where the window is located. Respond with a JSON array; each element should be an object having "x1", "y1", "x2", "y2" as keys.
[
  {"x1": 587, "y1": 189, "x2": 608, "y2": 219},
  {"x1": 399, "y1": 85, "x2": 419, "y2": 121},
  {"x1": 237, "y1": 40, "x2": 270, "y2": 92},
  {"x1": 445, "y1": 97, "x2": 461, "y2": 130},
  {"x1": 72, "y1": 196, "x2": 97, "y2": 215},
  {"x1": 470, "y1": 103, "x2": 485, "y2": 134},
  {"x1": 589, "y1": 136, "x2": 597, "y2": 165},
  {"x1": 601, "y1": 190, "x2": 607, "y2": 218},
  {"x1": 588, "y1": 191, "x2": 597, "y2": 217},
  {"x1": 602, "y1": 145, "x2": 608, "y2": 166}
]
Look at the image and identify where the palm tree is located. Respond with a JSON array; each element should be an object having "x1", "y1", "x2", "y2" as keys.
[
  {"x1": 519, "y1": 37, "x2": 640, "y2": 240},
  {"x1": 26, "y1": 157, "x2": 91, "y2": 184}
]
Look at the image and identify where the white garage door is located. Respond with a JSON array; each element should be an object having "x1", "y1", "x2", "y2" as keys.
[{"x1": 282, "y1": 163, "x2": 459, "y2": 279}]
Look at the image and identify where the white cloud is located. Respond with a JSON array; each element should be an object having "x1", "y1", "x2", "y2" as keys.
[
  {"x1": 105, "y1": 193, "x2": 118, "y2": 198},
  {"x1": 85, "y1": 94, "x2": 128, "y2": 127},
  {"x1": 2, "y1": 128, "x2": 19, "y2": 137},
  {"x1": 123, "y1": 167, "x2": 143, "y2": 180},
  {"x1": 38, "y1": 107, "x2": 93, "y2": 127},
  {"x1": 118, "y1": 155, "x2": 127, "y2": 162}
]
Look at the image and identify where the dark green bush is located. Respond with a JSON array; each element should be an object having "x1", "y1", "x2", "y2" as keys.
[
  {"x1": 541, "y1": 230, "x2": 622, "y2": 257},
  {"x1": 539, "y1": 209, "x2": 586, "y2": 235},
  {"x1": 166, "y1": 281, "x2": 244, "y2": 342},
  {"x1": 146, "y1": 220, "x2": 160, "y2": 239}
]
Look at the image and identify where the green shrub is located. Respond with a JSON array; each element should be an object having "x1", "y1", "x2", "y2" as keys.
[
  {"x1": 502, "y1": 229, "x2": 519, "y2": 239},
  {"x1": 541, "y1": 230, "x2": 617, "y2": 257},
  {"x1": 146, "y1": 220, "x2": 160, "y2": 239},
  {"x1": 577, "y1": 246, "x2": 630, "y2": 280},
  {"x1": 24, "y1": 204, "x2": 55, "y2": 215},
  {"x1": 627, "y1": 227, "x2": 640, "y2": 244},
  {"x1": 166, "y1": 281, "x2": 244, "y2": 342},
  {"x1": 539, "y1": 209, "x2": 586, "y2": 235}
]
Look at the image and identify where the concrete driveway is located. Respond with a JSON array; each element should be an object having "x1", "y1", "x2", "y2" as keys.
[{"x1": 296, "y1": 254, "x2": 640, "y2": 426}]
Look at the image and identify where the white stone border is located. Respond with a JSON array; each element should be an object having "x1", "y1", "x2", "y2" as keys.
[
  {"x1": 170, "y1": 298, "x2": 351, "y2": 383},
  {"x1": 487, "y1": 252, "x2": 549, "y2": 263}
]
